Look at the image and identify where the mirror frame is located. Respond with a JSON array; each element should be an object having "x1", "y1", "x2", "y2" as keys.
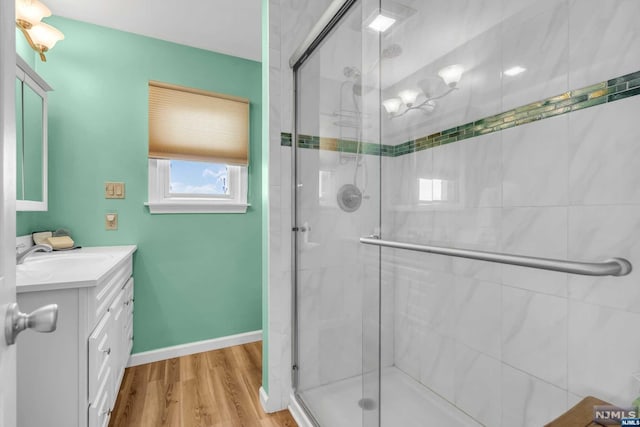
[{"x1": 16, "y1": 55, "x2": 51, "y2": 211}]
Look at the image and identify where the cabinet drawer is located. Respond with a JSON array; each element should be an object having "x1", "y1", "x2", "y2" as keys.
[
  {"x1": 124, "y1": 277, "x2": 133, "y2": 298},
  {"x1": 94, "y1": 259, "x2": 132, "y2": 322},
  {"x1": 125, "y1": 320, "x2": 133, "y2": 346},
  {"x1": 89, "y1": 367, "x2": 112, "y2": 427},
  {"x1": 123, "y1": 278, "x2": 134, "y2": 317},
  {"x1": 89, "y1": 311, "x2": 112, "y2": 405},
  {"x1": 110, "y1": 288, "x2": 126, "y2": 326}
]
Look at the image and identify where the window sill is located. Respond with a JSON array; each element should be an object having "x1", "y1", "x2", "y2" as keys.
[{"x1": 145, "y1": 201, "x2": 250, "y2": 214}]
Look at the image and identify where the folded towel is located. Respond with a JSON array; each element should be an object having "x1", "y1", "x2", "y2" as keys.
[{"x1": 46, "y1": 236, "x2": 75, "y2": 250}]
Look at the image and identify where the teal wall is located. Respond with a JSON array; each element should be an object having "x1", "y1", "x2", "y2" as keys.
[
  {"x1": 17, "y1": 17, "x2": 263, "y2": 353},
  {"x1": 16, "y1": 28, "x2": 35, "y2": 67}
]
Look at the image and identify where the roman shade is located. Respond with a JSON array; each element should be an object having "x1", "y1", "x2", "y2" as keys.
[{"x1": 148, "y1": 81, "x2": 249, "y2": 165}]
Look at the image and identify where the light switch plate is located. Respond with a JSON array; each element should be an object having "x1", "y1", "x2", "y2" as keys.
[
  {"x1": 105, "y1": 213, "x2": 118, "y2": 230},
  {"x1": 105, "y1": 182, "x2": 125, "y2": 199}
]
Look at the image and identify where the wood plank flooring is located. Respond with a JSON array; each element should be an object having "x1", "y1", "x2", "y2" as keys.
[{"x1": 109, "y1": 341, "x2": 298, "y2": 427}]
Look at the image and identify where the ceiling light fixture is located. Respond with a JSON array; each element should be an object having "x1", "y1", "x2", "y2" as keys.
[
  {"x1": 382, "y1": 98, "x2": 403, "y2": 115},
  {"x1": 384, "y1": 64, "x2": 464, "y2": 119},
  {"x1": 504, "y1": 66, "x2": 526, "y2": 77},
  {"x1": 15, "y1": 0, "x2": 64, "y2": 62},
  {"x1": 398, "y1": 89, "x2": 420, "y2": 107},
  {"x1": 368, "y1": 14, "x2": 396, "y2": 32},
  {"x1": 437, "y1": 64, "x2": 465, "y2": 87}
]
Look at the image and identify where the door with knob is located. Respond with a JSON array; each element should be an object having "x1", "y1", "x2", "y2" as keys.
[
  {"x1": 0, "y1": 2, "x2": 59, "y2": 425},
  {"x1": 0, "y1": 0, "x2": 18, "y2": 425}
]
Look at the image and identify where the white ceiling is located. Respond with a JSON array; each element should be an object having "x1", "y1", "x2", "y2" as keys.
[{"x1": 44, "y1": 0, "x2": 262, "y2": 61}]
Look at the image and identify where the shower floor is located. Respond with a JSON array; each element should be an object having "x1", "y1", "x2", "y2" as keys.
[{"x1": 299, "y1": 367, "x2": 482, "y2": 427}]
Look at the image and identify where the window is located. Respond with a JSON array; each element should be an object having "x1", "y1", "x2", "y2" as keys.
[
  {"x1": 148, "y1": 159, "x2": 247, "y2": 213},
  {"x1": 170, "y1": 160, "x2": 229, "y2": 196},
  {"x1": 146, "y1": 81, "x2": 249, "y2": 213}
]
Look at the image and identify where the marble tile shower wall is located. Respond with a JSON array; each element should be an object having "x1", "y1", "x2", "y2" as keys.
[
  {"x1": 268, "y1": 0, "x2": 640, "y2": 421},
  {"x1": 389, "y1": 1, "x2": 640, "y2": 426},
  {"x1": 295, "y1": 148, "x2": 393, "y2": 391},
  {"x1": 281, "y1": 64, "x2": 640, "y2": 157}
]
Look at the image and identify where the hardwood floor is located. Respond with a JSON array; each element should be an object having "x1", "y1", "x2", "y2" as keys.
[{"x1": 109, "y1": 342, "x2": 298, "y2": 427}]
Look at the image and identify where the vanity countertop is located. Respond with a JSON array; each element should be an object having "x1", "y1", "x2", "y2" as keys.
[{"x1": 17, "y1": 245, "x2": 137, "y2": 293}]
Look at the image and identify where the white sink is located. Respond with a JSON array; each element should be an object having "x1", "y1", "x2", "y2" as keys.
[
  {"x1": 21, "y1": 252, "x2": 113, "y2": 266},
  {"x1": 16, "y1": 246, "x2": 136, "y2": 292}
]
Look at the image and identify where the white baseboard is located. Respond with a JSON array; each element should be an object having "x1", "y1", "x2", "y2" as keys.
[
  {"x1": 259, "y1": 387, "x2": 276, "y2": 413},
  {"x1": 289, "y1": 393, "x2": 316, "y2": 427},
  {"x1": 127, "y1": 330, "x2": 262, "y2": 367}
]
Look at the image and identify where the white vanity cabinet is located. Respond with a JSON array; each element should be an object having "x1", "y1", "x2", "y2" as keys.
[{"x1": 16, "y1": 246, "x2": 136, "y2": 427}]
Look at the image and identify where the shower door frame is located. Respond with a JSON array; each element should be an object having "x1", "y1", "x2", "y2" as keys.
[{"x1": 289, "y1": 0, "x2": 378, "y2": 425}]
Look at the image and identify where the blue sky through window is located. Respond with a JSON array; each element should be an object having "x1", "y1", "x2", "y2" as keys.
[{"x1": 169, "y1": 160, "x2": 228, "y2": 195}]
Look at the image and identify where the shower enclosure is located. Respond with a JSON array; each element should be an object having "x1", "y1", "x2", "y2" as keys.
[{"x1": 288, "y1": 0, "x2": 640, "y2": 425}]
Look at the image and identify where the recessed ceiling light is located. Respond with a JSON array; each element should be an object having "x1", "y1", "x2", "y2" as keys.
[
  {"x1": 504, "y1": 66, "x2": 526, "y2": 77},
  {"x1": 368, "y1": 14, "x2": 396, "y2": 32}
]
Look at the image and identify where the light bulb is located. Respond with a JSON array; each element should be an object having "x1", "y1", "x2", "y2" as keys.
[
  {"x1": 27, "y1": 22, "x2": 64, "y2": 50},
  {"x1": 398, "y1": 89, "x2": 420, "y2": 107},
  {"x1": 438, "y1": 64, "x2": 464, "y2": 87},
  {"x1": 15, "y1": 0, "x2": 51, "y2": 28},
  {"x1": 382, "y1": 98, "x2": 403, "y2": 115}
]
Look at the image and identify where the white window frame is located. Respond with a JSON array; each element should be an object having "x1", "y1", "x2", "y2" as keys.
[{"x1": 146, "y1": 159, "x2": 249, "y2": 214}]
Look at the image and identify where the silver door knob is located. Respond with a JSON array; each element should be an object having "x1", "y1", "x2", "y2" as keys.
[{"x1": 5, "y1": 302, "x2": 58, "y2": 345}]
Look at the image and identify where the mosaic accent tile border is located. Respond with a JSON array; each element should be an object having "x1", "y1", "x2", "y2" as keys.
[
  {"x1": 282, "y1": 69, "x2": 640, "y2": 157},
  {"x1": 280, "y1": 132, "x2": 396, "y2": 157}
]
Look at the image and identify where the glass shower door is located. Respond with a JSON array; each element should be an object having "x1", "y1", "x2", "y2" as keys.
[{"x1": 293, "y1": 1, "x2": 382, "y2": 426}]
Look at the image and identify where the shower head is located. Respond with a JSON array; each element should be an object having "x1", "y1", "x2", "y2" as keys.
[
  {"x1": 343, "y1": 45, "x2": 401, "y2": 97},
  {"x1": 382, "y1": 43, "x2": 402, "y2": 59},
  {"x1": 343, "y1": 66, "x2": 361, "y2": 79}
]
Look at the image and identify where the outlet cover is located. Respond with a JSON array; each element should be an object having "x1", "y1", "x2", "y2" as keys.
[{"x1": 105, "y1": 213, "x2": 118, "y2": 230}]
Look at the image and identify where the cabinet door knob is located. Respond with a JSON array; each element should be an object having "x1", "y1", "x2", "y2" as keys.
[
  {"x1": 5, "y1": 302, "x2": 58, "y2": 345},
  {"x1": 100, "y1": 347, "x2": 111, "y2": 355}
]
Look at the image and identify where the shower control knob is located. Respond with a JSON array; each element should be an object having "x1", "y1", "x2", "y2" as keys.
[{"x1": 5, "y1": 302, "x2": 58, "y2": 345}]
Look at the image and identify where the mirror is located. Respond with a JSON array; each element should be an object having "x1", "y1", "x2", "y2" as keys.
[
  {"x1": 16, "y1": 55, "x2": 50, "y2": 211},
  {"x1": 22, "y1": 81, "x2": 44, "y2": 203},
  {"x1": 15, "y1": 77, "x2": 24, "y2": 202}
]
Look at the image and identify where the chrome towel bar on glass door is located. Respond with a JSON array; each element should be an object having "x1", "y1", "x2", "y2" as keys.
[{"x1": 360, "y1": 238, "x2": 632, "y2": 277}]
